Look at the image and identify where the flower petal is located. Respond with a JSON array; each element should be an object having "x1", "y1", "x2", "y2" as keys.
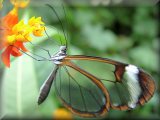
[
  {"x1": 11, "y1": 47, "x2": 22, "y2": 57},
  {"x1": 2, "y1": 7, "x2": 18, "y2": 28},
  {"x1": 7, "y1": 35, "x2": 16, "y2": 45},
  {"x1": 15, "y1": 41, "x2": 28, "y2": 52},
  {"x1": 1, "y1": 46, "x2": 12, "y2": 67}
]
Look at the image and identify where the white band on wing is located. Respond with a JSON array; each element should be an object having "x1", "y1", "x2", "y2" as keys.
[{"x1": 125, "y1": 65, "x2": 142, "y2": 109}]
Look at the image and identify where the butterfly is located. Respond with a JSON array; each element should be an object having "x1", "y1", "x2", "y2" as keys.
[
  {"x1": 33, "y1": 5, "x2": 156, "y2": 118},
  {"x1": 36, "y1": 44, "x2": 155, "y2": 117}
]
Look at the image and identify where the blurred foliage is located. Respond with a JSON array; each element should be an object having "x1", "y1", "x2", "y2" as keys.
[{"x1": 0, "y1": 0, "x2": 159, "y2": 119}]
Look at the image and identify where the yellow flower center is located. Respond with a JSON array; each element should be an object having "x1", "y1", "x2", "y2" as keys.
[
  {"x1": 28, "y1": 16, "x2": 45, "y2": 36},
  {"x1": 11, "y1": 20, "x2": 32, "y2": 42},
  {"x1": 7, "y1": 35, "x2": 16, "y2": 45},
  {"x1": 6, "y1": 17, "x2": 45, "y2": 44}
]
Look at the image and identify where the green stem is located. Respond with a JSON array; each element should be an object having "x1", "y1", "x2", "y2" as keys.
[{"x1": 0, "y1": 0, "x2": 3, "y2": 9}]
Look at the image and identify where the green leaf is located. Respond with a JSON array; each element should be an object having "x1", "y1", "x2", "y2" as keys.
[
  {"x1": 82, "y1": 24, "x2": 117, "y2": 51},
  {"x1": 133, "y1": 19, "x2": 158, "y2": 39},
  {"x1": 129, "y1": 46, "x2": 158, "y2": 71},
  {"x1": 112, "y1": 36, "x2": 134, "y2": 52},
  {"x1": 68, "y1": 45, "x2": 84, "y2": 55},
  {"x1": 74, "y1": 9, "x2": 94, "y2": 27},
  {"x1": 1, "y1": 55, "x2": 57, "y2": 117},
  {"x1": 0, "y1": 0, "x2": 3, "y2": 9},
  {"x1": 2, "y1": 56, "x2": 39, "y2": 117}
]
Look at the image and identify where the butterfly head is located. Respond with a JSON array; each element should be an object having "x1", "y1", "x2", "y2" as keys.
[{"x1": 60, "y1": 45, "x2": 67, "y2": 53}]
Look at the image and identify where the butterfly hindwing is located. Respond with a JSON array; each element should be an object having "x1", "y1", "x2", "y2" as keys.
[{"x1": 54, "y1": 61, "x2": 110, "y2": 117}]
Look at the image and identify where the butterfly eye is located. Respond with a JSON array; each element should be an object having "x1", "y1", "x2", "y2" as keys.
[{"x1": 60, "y1": 46, "x2": 67, "y2": 52}]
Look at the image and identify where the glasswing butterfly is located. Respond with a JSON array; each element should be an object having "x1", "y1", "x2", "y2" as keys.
[
  {"x1": 9, "y1": 2, "x2": 156, "y2": 118},
  {"x1": 35, "y1": 4, "x2": 155, "y2": 118},
  {"x1": 36, "y1": 46, "x2": 155, "y2": 117}
]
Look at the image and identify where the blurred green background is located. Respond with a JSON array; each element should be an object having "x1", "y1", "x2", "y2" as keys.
[{"x1": 0, "y1": 0, "x2": 159, "y2": 119}]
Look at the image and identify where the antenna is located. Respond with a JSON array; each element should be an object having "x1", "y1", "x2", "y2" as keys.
[
  {"x1": 10, "y1": 45, "x2": 50, "y2": 61},
  {"x1": 44, "y1": 26, "x2": 61, "y2": 46},
  {"x1": 62, "y1": 4, "x2": 70, "y2": 44},
  {"x1": 46, "y1": 4, "x2": 68, "y2": 47}
]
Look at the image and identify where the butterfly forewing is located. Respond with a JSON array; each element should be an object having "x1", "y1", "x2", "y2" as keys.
[
  {"x1": 64, "y1": 56, "x2": 132, "y2": 109},
  {"x1": 54, "y1": 63, "x2": 110, "y2": 117},
  {"x1": 63, "y1": 55, "x2": 155, "y2": 110}
]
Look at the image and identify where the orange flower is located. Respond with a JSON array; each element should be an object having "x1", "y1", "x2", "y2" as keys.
[
  {"x1": 1, "y1": 41, "x2": 28, "y2": 67},
  {"x1": 0, "y1": 0, "x2": 45, "y2": 67},
  {"x1": 0, "y1": 6, "x2": 24, "y2": 67}
]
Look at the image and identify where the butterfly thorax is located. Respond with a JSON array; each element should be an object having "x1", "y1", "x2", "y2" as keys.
[{"x1": 50, "y1": 46, "x2": 67, "y2": 64}]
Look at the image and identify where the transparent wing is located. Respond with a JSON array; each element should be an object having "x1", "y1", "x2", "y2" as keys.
[
  {"x1": 54, "y1": 62, "x2": 110, "y2": 117},
  {"x1": 63, "y1": 55, "x2": 155, "y2": 110}
]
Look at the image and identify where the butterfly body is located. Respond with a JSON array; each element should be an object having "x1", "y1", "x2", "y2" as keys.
[{"x1": 50, "y1": 46, "x2": 67, "y2": 64}]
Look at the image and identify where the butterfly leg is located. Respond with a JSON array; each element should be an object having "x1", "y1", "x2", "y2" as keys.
[
  {"x1": 29, "y1": 42, "x2": 51, "y2": 58},
  {"x1": 11, "y1": 45, "x2": 49, "y2": 61}
]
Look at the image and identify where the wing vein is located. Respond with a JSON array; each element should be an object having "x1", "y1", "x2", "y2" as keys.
[{"x1": 63, "y1": 66, "x2": 104, "y2": 112}]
